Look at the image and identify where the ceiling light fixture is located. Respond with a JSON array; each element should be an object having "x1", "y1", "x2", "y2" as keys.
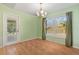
[{"x1": 36, "y1": 3, "x2": 47, "y2": 18}]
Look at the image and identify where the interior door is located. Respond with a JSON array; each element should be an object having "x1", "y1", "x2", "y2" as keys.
[
  {"x1": 7, "y1": 19, "x2": 17, "y2": 45},
  {"x1": 3, "y1": 14, "x2": 19, "y2": 46}
]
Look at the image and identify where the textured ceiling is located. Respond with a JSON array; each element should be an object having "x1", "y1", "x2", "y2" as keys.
[{"x1": 2, "y1": 3, "x2": 79, "y2": 15}]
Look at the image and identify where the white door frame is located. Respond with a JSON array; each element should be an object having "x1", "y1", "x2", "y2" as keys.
[{"x1": 3, "y1": 13, "x2": 20, "y2": 47}]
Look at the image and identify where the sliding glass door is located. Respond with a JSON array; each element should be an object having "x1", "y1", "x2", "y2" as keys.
[{"x1": 46, "y1": 16, "x2": 67, "y2": 45}]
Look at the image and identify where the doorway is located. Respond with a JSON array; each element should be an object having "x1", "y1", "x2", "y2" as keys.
[
  {"x1": 3, "y1": 14, "x2": 20, "y2": 47},
  {"x1": 46, "y1": 16, "x2": 66, "y2": 45},
  {"x1": 44, "y1": 12, "x2": 73, "y2": 47}
]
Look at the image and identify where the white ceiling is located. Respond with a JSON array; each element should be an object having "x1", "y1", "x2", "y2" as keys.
[{"x1": 2, "y1": 3, "x2": 79, "y2": 16}]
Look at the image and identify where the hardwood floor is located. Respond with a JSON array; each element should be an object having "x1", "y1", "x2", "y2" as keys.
[{"x1": 0, "y1": 38, "x2": 79, "y2": 55}]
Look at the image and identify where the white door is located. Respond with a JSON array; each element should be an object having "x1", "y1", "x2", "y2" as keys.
[{"x1": 3, "y1": 14, "x2": 20, "y2": 46}]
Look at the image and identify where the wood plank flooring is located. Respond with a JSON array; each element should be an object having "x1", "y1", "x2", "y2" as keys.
[{"x1": 0, "y1": 38, "x2": 79, "y2": 55}]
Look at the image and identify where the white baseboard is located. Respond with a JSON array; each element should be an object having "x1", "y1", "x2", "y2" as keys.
[
  {"x1": 0, "y1": 46, "x2": 2, "y2": 48},
  {"x1": 19, "y1": 37, "x2": 42, "y2": 43},
  {"x1": 1, "y1": 37, "x2": 42, "y2": 48},
  {"x1": 0, "y1": 45, "x2": 3, "y2": 48},
  {"x1": 73, "y1": 45, "x2": 79, "y2": 49}
]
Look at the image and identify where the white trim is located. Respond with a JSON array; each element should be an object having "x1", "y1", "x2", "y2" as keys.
[
  {"x1": 3, "y1": 13, "x2": 7, "y2": 47},
  {"x1": 14, "y1": 37, "x2": 42, "y2": 44},
  {"x1": 3, "y1": 13, "x2": 21, "y2": 47},
  {"x1": 1, "y1": 38, "x2": 40, "y2": 48},
  {"x1": 73, "y1": 45, "x2": 79, "y2": 49},
  {"x1": 0, "y1": 46, "x2": 2, "y2": 48},
  {"x1": 17, "y1": 16, "x2": 21, "y2": 42}
]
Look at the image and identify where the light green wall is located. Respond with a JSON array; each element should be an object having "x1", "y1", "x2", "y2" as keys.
[
  {"x1": 0, "y1": 13, "x2": 2, "y2": 47},
  {"x1": 0, "y1": 4, "x2": 41, "y2": 47},
  {"x1": 47, "y1": 4, "x2": 79, "y2": 48},
  {"x1": 1, "y1": 4, "x2": 79, "y2": 48}
]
